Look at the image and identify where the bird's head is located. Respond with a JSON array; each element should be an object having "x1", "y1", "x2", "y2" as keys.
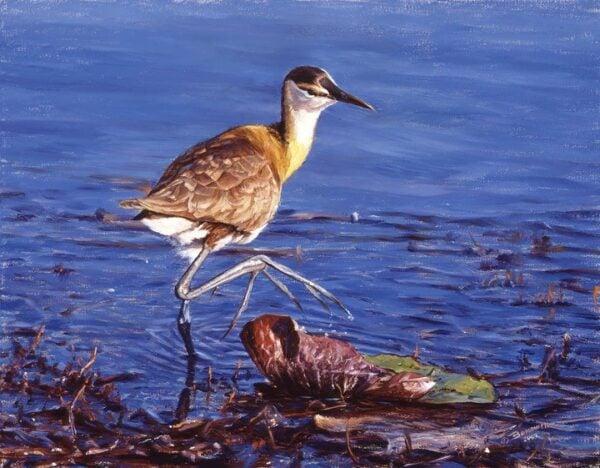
[{"x1": 282, "y1": 66, "x2": 373, "y2": 113}]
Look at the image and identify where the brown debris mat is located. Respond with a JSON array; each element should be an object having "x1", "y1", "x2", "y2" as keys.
[{"x1": 0, "y1": 325, "x2": 597, "y2": 465}]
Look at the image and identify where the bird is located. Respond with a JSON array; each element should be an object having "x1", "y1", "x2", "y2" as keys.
[{"x1": 120, "y1": 65, "x2": 373, "y2": 357}]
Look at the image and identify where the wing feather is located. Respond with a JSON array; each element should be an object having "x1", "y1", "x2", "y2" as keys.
[{"x1": 124, "y1": 129, "x2": 281, "y2": 232}]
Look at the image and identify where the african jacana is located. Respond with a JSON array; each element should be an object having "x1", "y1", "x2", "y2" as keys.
[{"x1": 120, "y1": 66, "x2": 373, "y2": 356}]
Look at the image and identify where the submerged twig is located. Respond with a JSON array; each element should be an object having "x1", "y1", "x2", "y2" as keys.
[
  {"x1": 346, "y1": 425, "x2": 360, "y2": 464},
  {"x1": 220, "y1": 390, "x2": 237, "y2": 413},
  {"x1": 538, "y1": 347, "x2": 557, "y2": 383},
  {"x1": 27, "y1": 325, "x2": 45, "y2": 356},
  {"x1": 69, "y1": 346, "x2": 97, "y2": 438},
  {"x1": 593, "y1": 285, "x2": 600, "y2": 307},
  {"x1": 264, "y1": 412, "x2": 276, "y2": 448},
  {"x1": 404, "y1": 430, "x2": 413, "y2": 455},
  {"x1": 69, "y1": 378, "x2": 90, "y2": 438},
  {"x1": 206, "y1": 366, "x2": 213, "y2": 403},
  {"x1": 78, "y1": 346, "x2": 98, "y2": 378},
  {"x1": 561, "y1": 333, "x2": 571, "y2": 361}
]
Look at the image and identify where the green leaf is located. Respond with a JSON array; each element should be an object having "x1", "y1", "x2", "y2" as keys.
[{"x1": 365, "y1": 354, "x2": 497, "y2": 404}]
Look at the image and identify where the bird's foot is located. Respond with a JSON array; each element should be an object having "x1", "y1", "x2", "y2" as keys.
[{"x1": 220, "y1": 255, "x2": 352, "y2": 338}]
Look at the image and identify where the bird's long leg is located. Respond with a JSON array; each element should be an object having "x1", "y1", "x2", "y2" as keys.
[
  {"x1": 175, "y1": 253, "x2": 352, "y2": 347},
  {"x1": 178, "y1": 300, "x2": 196, "y2": 357},
  {"x1": 175, "y1": 247, "x2": 211, "y2": 357}
]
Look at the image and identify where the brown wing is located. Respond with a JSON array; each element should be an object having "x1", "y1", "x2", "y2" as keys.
[{"x1": 125, "y1": 129, "x2": 281, "y2": 232}]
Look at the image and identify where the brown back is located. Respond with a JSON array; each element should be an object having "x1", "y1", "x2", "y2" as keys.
[{"x1": 129, "y1": 126, "x2": 284, "y2": 232}]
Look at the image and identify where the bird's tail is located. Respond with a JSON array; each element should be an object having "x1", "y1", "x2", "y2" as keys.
[{"x1": 119, "y1": 198, "x2": 144, "y2": 210}]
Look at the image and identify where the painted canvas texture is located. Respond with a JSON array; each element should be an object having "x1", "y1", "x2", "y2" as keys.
[{"x1": 1, "y1": 1, "x2": 598, "y2": 465}]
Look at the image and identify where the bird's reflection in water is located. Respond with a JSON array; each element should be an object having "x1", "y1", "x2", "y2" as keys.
[{"x1": 174, "y1": 354, "x2": 198, "y2": 422}]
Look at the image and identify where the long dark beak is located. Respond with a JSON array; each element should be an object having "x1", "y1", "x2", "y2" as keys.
[{"x1": 323, "y1": 78, "x2": 374, "y2": 110}]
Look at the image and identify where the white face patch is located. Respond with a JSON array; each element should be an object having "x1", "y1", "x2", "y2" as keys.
[
  {"x1": 286, "y1": 80, "x2": 336, "y2": 113},
  {"x1": 284, "y1": 81, "x2": 336, "y2": 147}
]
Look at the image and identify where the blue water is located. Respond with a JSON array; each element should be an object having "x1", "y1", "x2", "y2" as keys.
[{"x1": 1, "y1": 0, "x2": 598, "y2": 463}]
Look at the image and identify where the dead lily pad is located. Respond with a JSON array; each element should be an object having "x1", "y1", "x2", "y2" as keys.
[
  {"x1": 365, "y1": 354, "x2": 497, "y2": 404},
  {"x1": 241, "y1": 315, "x2": 432, "y2": 402},
  {"x1": 241, "y1": 315, "x2": 496, "y2": 405}
]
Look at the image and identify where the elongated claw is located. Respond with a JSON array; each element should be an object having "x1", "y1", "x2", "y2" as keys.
[
  {"x1": 305, "y1": 282, "x2": 353, "y2": 320},
  {"x1": 262, "y1": 269, "x2": 303, "y2": 312},
  {"x1": 260, "y1": 262, "x2": 352, "y2": 320},
  {"x1": 222, "y1": 271, "x2": 258, "y2": 339},
  {"x1": 304, "y1": 283, "x2": 331, "y2": 313},
  {"x1": 259, "y1": 257, "x2": 353, "y2": 320}
]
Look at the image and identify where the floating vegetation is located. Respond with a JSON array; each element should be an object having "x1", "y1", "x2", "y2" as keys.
[
  {"x1": 511, "y1": 284, "x2": 573, "y2": 307},
  {"x1": 241, "y1": 314, "x2": 436, "y2": 402},
  {"x1": 481, "y1": 270, "x2": 525, "y2": 289},
  {"x1": 50, "y1": 264, "x2": 75, "y2": 276},
  {"x1": 2, "y1": 318, "x2": 597, "y2": 465},
  {"x1": 532, "y1": 285, "x2": 571, "y2": 307},
  {"x1": 531, "y1": 235, "x2": 564, "y2": 256},
  {"x1": 364, "y1": 354, "x2": 497, "y2": 404}
]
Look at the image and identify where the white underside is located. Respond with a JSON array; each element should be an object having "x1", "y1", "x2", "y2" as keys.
[
  {"x1": 141, "y1": 216, "x2": 264, "y2": 262},
  {"x1": 141, "y1": 216, "x2": 196, "y2": 237}
]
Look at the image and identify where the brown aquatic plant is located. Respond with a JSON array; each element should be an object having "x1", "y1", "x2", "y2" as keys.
[
  {"x1": 240, "y1": 314, "x2": 435, "y2": 401},
  {"x1": 531, "y1": 235, "x2": 564, "y2": 256},
  {"x1": 593, "y1": 285, "x2": 600, "y2": 307},
  {"x1": 0, "y1": 323, "x2": 595, "y2": 465}
]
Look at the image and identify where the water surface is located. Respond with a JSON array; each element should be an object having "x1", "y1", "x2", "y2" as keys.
[{"x1": 1, "y1": 0, "x2": 598, "y2": 463}]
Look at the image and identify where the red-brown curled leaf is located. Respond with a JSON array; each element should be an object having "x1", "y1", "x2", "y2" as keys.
[{"x1": 240, "y1": 314, "x2": 434, "y2": 402}]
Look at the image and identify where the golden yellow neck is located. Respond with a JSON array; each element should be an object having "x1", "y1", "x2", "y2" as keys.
[
  {"x1": 280, "y1": 103, "x2": 318, "y2": 181},
  {"x1": 283, "y1": 134, "x2": 312, "y2": 182}
]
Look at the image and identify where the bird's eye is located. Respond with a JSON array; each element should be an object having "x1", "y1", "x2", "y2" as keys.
[{"x1": 300, "y1": 88, "x2": 315, "y2": 98}]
